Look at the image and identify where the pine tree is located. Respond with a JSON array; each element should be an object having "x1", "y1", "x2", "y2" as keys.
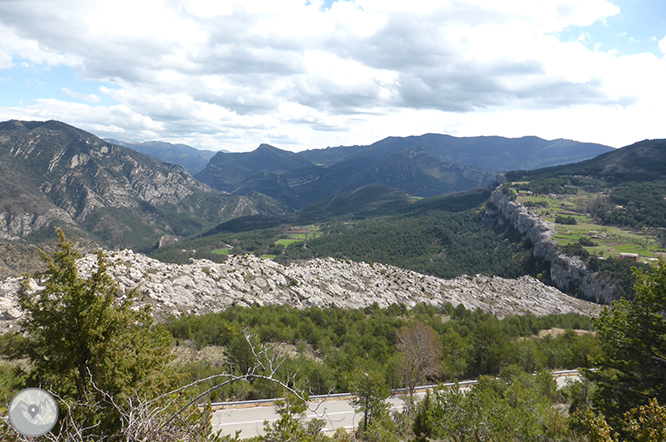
[
  {"x1": 590, "y1": 260, "x2": 666, "y2": 428},
  {"x1": 15, "y1": 229, "x2": 174, "y2": 437}
]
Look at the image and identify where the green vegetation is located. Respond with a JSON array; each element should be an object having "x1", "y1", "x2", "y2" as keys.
[
  {"x1": 296, "y1": 208, "x2": 532, "y2": 280},
  {"x1": 510, "y1": 188, "x2": 665, "y2": 262},
  {"x1": 275, "y1": 238, "x2": 302, "y2": 247},
  {"x1": 503, "y1": 140, "x2": 666, "y2": 269},
  {"x1": 0, "y1": 230, "x2": 210, "y2": 440},
  {"x1": 152, "y1": 189, "x2": 534, "y2": 281},
  {"x1": 166, "y1": 303, "x2": 599, "y2": 401},
  {"x1": 592, "y1": 180, "x2": 666, "y2": 229},
  {"x1": 555, "y1": 214, "x2": 577, "y2": 225},
  {"x1": 587, "y1": 257, "x2": 652, "y2": 300},
  {"x1": 237, "y1": 256, "x2": 666, "y2": 441},
  {"x1": 415, "y1": 369, "x2": 569, "y2": 442},
  {"x1": 274, "y1": 226, "x2": 322, "y2": 248},
  {"x1": 349, "y1": 367, "x2": 391, "y2": 432},
  {"x1": 503, "y1": 140, "x2": 666, "y2": 267},
  {"x1": 150, "y1": 224, "x2": 322, "y2": 264},
  {"x1": 502, "y1": 173, "x2": 664, "y2": 302},
  {"x1": 2, "y1": 230, "x2": 666, "y2": 440},
  {"x1": 589, "y1": 261, "x2": 666, "y2": 431}
]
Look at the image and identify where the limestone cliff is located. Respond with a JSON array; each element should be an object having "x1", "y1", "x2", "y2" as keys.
[{"x1": 488, "y1": 189, "x2": 616, "y2": 303}]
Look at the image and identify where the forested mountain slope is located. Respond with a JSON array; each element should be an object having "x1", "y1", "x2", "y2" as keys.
[
  {"x1": 497, "y1": 138, "x2": 666, "y2": 302},
  {"x1": 300, "y1": 133, "x2": 612, "y2": 170},
  {"x1": 196, "y1": 134, "x2": 611, "y2": 209}
]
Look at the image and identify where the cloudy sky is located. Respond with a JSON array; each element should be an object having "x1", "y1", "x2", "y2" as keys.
[{"x1": 1, "y1": 0, "x2": 665, "y2": 152}]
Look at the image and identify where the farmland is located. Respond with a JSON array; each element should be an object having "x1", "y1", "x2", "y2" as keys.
[
  {"x1": 150, "y1": 224, "x2": 323, "y2": 263},
  {"x1": 513, "y1": 187, "x2": 665, "y2": 263},
  {"x1": 274, "y1": 225, "x2": 321, "y2": 248}
]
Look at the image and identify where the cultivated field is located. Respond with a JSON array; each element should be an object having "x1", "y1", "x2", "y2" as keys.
[{"x1": 514, "y1": 187, "x2": 666, "y2": 263}]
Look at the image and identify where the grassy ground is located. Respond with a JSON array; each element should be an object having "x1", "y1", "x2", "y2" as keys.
[
  {"x1": 273, "y1": 225, "x2": 321, "y2": 249},
  {"x1": 515, "y1": 188, "x2": 665, "y2": 262}
]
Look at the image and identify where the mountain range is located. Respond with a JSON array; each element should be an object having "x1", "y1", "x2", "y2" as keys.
[
  {"x1": 194, "y1": 134, "x2": 611, "y2": 209},
  {"x1": 506, "y1": 138, "x2": 666, "y2": 184},
  {"x1": 150, "y1": 136, "x2": 666, "y2": 302},
  {"x1": 105, "y1": 139, "x2": 218, "y2": 175},
  {"x1": 0, "y1": 119, "x2": 617, "y2": 276}
]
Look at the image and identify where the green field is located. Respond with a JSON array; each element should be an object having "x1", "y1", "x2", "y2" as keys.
[
  {"x1": 274, "y1": 226, "x2": 321, "y2": 249},
  {"x1": 275, "y1": 238, "x2": 303, "y2": 247},
  {"x1": 514, "y1": 188, "x2": 665, "y2": 262},
  {"x1": 211, "y1": 248, "x2": 230, "y2": 255}
]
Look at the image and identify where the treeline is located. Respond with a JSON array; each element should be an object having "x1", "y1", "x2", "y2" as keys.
[
  {"x1": 166, "y1": 303, "x2": 599, "y2": 402},
  {"x1": 512, "y1": 177, "x2": 581, "y2": 195},
  {"x1": 588, "y1": 180, "x2": 666, "y2": 229}
]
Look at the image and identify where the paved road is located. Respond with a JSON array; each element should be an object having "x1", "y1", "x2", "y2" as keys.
[
  {"x1": 211, "y1": 393, "x2": 420, "y2": 438},
  {"x1": 211, "y1": 371, "x2": 581, "y2": 439}
]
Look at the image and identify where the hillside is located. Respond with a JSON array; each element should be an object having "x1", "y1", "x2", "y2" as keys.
[
  {"x1": 0, "y1": 120, "x2": 285, "y2": 252},
  {"x1": 506, "y1": 138, "x2": 666, "y2": 184},
  {"x1": 300, "y1": 134, "x2": 613, "y2": 170},
  {"x1": 339, "y1": 147, "x2": 496, "y2": 198},
  {"x1": 150, "y1": 187, "x2": 535, "y2": 283},
  {"x1": 195, "y1": 134, "x2": 611, "y2": 209},
  {"x1": 495, "y1": 138, "x2": 666, "y2": 301},
  {"x1": 105, "y1": 139, "x2": 217, "y2": 175},
  {"x1": 154, "y1": 140, "x2": 666, "y2": 303},
  {"x1": 195, "y1": 144, "x2": 316, "y2": 192},
  {"x1": 503, "y1": 138, "x2": 666, "y2": 234}
]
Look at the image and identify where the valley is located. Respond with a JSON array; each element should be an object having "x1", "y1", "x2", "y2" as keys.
[{"x1": 0, "y1": 120, "x2": 664, "y2": 441}]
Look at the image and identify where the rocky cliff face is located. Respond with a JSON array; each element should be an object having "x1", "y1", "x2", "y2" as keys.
[
  {"x1": 0, "y1": 120, "x2": 285, "y2": 248},
  {"x1": 488, "y1": 189, "x2": 616, "y2": 303},
  {"x1": 0, "y1": 250, "x2": 600, "y2": 330}
]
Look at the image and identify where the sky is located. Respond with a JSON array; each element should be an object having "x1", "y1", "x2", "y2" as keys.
[{"x1": 0, "y1": 0, "x2": 665, "y2": 152}]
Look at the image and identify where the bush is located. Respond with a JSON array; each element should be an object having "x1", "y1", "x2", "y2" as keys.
[{"x1": 555, "y1": 215, "x2": 577, "y2": 225}]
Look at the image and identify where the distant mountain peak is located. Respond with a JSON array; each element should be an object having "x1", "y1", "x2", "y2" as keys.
[
  {"x1": 105, "y1": 138, "x2": 217, "y2": 175},
  {"x1": 196, "y1": 143, "x2": 315, "y2": 192}
]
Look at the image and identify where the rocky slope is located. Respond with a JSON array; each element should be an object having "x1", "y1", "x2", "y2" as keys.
[
  {"x1": 488, "y1": 189, "x2": 616, "y2": 303},
  {"x1": 0, "y1": 120, "x2": 285, "y2": 249},
  {"x1": 0, "y1": 250, "x2": 600, "y2": 330},
  {"x1": 105, "y1": 139, "x2": 217, "y2": 175}
]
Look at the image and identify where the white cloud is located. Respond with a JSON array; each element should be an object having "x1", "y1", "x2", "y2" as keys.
[
  {"x1": 659, "y1": 35, "x2": 666, "y2": 55},
  {"x1": 0, "y1": 0, "x2": 663, "y2": 150},
  {"x1": 460, "y1": 0, "x2": 620, "y2": 32},
  {"x1": 0, "y1": 52, "x2": 12, "y2": 70},
  {"x1": 180, "y1": 0, "x2": 235, "y2": 18},
  {"x1": 0, "y1": 22, "x2": 79, "y2": 68},
  {"x1": 61, "y1": 87, "x2": 101, "y2": 103}
]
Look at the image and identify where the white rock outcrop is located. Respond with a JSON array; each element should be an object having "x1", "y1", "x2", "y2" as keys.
[{"x1": 0, "y1": 249, "x2": 600, "y2": 330}]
